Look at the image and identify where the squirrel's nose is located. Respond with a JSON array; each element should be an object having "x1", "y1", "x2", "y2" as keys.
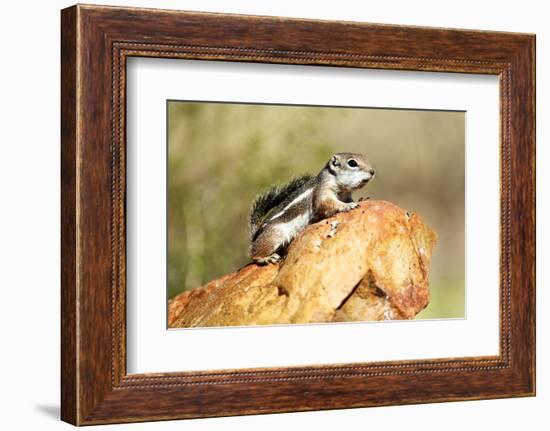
[{"x1": 369, "y1": 167, "x2": 376, "y2": 176}]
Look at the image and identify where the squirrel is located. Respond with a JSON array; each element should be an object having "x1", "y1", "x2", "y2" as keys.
[{"x1": 249, "y1": 152, "x2": 375, "y2": 264}]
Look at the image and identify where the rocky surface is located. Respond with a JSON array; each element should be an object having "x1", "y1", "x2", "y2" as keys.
[{"x1": 168, "y1": 200, "x2": 437, "y2": 328}]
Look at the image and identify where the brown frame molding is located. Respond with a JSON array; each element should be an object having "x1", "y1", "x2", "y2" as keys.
[{"x1": 61, "y1": 4, "x2": 535, "y2": 425}]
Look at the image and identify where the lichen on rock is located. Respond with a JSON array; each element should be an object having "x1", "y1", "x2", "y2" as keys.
[{"x1": 168, "y1": 200, "x2": 437, "y2": 328}]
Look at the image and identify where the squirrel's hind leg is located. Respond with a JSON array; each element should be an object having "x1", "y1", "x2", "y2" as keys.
[
  {"x1": 250, "y1": 224, "x2": 288, "y2": 265},
  {"x1": 254, "y1": 253, "x2": 282, "y2": 265}
]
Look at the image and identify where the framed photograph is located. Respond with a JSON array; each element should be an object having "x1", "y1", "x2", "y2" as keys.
[{"x1": 61, "y1": 4, "x2": 535, "y2": 425}]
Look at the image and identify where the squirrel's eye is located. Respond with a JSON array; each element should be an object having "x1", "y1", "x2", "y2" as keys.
[{"x1": 347, "y1": 159, "x2": 358, "y2": 168}]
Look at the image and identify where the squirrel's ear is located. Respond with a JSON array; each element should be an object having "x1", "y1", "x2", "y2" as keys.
[{"x1": 330, "y1": 155, "x2": 340, "y2": 167}]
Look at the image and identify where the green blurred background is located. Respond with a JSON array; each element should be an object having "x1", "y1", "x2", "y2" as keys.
[{"x1": 167, "y1": 101, "x2": 465, "y2": 319}]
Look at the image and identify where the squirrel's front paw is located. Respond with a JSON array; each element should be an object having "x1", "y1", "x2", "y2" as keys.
[{"x1": 342, "y1": 202, "x2": 359, "y2": 212}]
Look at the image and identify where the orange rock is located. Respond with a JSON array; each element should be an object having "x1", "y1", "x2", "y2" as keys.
[{"x1": 168, "y1": 200, "x2": 437, "y2": 328}]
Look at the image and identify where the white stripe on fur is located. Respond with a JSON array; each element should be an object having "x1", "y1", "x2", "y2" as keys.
[{"x1": 268, "y1": 187, "x2": 313, "y2": 221}]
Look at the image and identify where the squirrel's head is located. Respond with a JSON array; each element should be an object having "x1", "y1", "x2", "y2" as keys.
[{"x1": 327, "y1": 152, "x2": 375, "y2": 191}]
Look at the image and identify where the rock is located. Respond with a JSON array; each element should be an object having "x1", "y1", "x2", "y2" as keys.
[{"x1": 168, "y1": 200, "x2": 437, "y2": 328}]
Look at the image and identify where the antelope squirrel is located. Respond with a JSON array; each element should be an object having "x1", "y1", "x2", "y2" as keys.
[{"x1": 249, "y1": 152, "x2": 375, "y2": 264}]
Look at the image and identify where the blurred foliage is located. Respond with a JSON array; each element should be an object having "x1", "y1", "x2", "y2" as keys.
[{"x1": 168, "y1": 101, "x2": 465, "y2": 319}]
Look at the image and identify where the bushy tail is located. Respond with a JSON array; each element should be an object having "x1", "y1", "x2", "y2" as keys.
[{"x1": 249, "y1": 175, "x2": 314, "y2": 239}]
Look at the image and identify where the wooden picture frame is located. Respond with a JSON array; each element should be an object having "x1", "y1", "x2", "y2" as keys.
[{"x1": 61, "y1": 4, "x2": 535, "y2": 425}]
